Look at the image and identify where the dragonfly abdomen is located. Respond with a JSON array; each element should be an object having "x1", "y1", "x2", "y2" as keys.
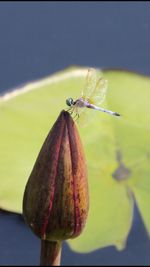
[{"x1": 87, "y1": 103, "x2": 120, "y2": 116}]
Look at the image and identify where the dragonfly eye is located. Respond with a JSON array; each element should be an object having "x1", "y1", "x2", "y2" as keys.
[{"x1": 66, "y1": 98, "x2": 74, "y2": 107}]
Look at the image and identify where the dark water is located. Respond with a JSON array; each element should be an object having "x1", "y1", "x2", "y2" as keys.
[
  {"x1": 0, "y1": 205, "x2": 150, "y2": 266},
  {"x1": 0, "y1": 2, "x2": 150, "y2": 265},
  {"x1": 0, "y1": 2, "x2": 150, "y2": 93}
]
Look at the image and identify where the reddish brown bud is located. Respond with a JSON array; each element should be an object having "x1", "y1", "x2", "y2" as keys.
[{"x1": 23, "y1": 110, "x2": 89, "y2": 241}]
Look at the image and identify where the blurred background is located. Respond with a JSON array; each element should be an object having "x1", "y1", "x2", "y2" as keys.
[{"x1": 0, "y1": 1, "x2": 150, "y2": 265}]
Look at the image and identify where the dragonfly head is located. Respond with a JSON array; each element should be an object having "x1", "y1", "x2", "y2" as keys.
[{"x1": 66, "y1": 97, "x2": 74, "y2": 107}]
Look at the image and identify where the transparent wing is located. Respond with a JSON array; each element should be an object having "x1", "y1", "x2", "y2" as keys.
[
  {"x1": 90, "y1": 76, "x2": 108, "y2": 106},
  {"x1": 76, "y1": 108, "x2": 96, "y2": 128},
  {"x1": 82, "y1": 68, "x2": 99, "y2": 99},
  {"x1": 82, "y1": 68, "x2": 108, "y2": 106}
]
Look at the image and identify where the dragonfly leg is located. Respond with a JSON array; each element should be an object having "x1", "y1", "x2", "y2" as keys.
[
  {"x1": 73, "y1": 109, "x2": 80, "y2": 122},
  {"x1": 70, "y1": 109, "x2": 74, "y2": 115},
  {"x1": 67, "y1": 108, "x2": 71, "y2": 113},
  {"x1": 74, "y1": 114, "x2": 80, "y2": 122},
  {"x1": 67, "y1": 107, "x2": 74, "y2": 115},
  {"x1": 67, "y1": 106, "x2": 80, "y2": 122},
  {"x1": 73, "y1": 113, "x2": 77, "y2": 119}
]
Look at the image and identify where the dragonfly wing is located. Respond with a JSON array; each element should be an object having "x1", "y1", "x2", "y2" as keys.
[
  {"x1": 76, "y1": 107, "x2": 96, "y2": 127},
  {"x1": 89, "y1": 77, "x2": 108, "y2": 106},
  {"x1": 82, "y1": 68, "x2": 100, "y2": 99},
  {"x1": 75, "y1": 68, "x2": 108, "y2": 127},
  {"x1": 82, "y1": 68, "x2": 108, "y2": 106}
]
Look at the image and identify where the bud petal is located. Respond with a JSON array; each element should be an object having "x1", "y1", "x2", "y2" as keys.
[{"x1": 23, "y1": 110, "x2": 89, "y2": 241}]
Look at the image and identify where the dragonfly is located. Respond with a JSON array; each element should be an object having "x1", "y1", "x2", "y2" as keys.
[{"x1": 66, "y1": 68, "x2": 120, "y2": 121}]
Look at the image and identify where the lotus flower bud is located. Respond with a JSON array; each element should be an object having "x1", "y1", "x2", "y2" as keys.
[{"x1": 23, "y1": 110, "x2": 89, "y2": 242}]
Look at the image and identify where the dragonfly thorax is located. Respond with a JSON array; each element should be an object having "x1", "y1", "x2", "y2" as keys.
[{"x1": 66, "y1": 97, "x2": 74, "y2": 107}]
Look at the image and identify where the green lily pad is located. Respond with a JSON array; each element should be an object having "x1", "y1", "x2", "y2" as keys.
[{"x1": 0, "y1": 67, "x2": 150, "y2": 252}]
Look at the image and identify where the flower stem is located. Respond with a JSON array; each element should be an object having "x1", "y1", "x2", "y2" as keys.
[{"x1": 40, "y1": 240, "x2": 62, "y2": 266}]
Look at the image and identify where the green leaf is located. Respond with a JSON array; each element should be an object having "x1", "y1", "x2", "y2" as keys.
[
  {"x1": 0, "y1": 67, "x2": 150, "y2": 252},
  {"x1": 104, "y1": 70, "x2": 150, "y2": 237}
]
